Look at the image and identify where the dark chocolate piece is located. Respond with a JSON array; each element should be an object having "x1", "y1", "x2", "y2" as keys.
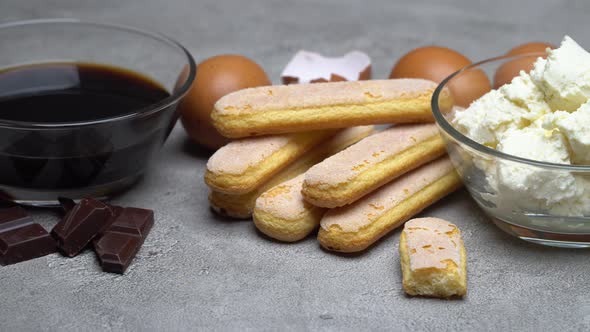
[
  {"x1": 0, "y1": 206, "x2": 32, "y2": 231},
  {"x1": 95, "y1": 205, "x2": 124, "y2": 239},
  {"x1": 105, "y1": 207, "x2": 153, "y2": 238},
  {"x1": 94, "y1": 233, "x2": 142, "y2": 274},
  {"x1": 0, "y1": 207, "x2": 56, "y2": 266},
  {"x1": 94, "y1": 207, "x2": 154, "y2": 274},
  {"x1": 51, "y1": 198, "x2": 113, "y2": 257},
  {"x1": 57, "y1": 197, "x2": 77, "y2": 214}
]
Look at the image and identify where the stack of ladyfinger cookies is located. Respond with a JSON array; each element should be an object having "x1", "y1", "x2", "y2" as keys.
[
  {"x1": 204, "y1": 79, "x2": 461, "y2": 251},
  {"x1": 204, "y1": 79, "x2": 467, "y2": 298}
]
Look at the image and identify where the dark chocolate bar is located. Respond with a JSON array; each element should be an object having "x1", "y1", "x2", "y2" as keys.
[
  {"x1": 94, "y1": 207, "x2": 154, "y2": 274},
  {"x1": 57, "y1": 197, "x2": 76, "y2": 214},
  {"x1": 0, "y1": 206, "x2": 31, "y2": 231},
  {"x1": 0, "y1": 207, "x2": 56, "y2": 266},
  {"x1": 105, "y1": 207, "x2": 152, "y2": 238},
  {"x1": 57, "y1": 197, "x2": 123, "y2": 238},
  {"x1": 96, "y1": 206, "x2": 124, "y2": 239},
  {"x1": 51, "y1": 198, "x2": 113, "y2": 257}
]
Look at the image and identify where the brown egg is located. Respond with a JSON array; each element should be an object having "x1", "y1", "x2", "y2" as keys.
[
  {"x1": 506, "y1": 42, "x2": 555, "y2": 56},
  {"x1": 178, "y1": 55, "x2": 271, "y2": 150},
  {"x1": 493, "y1": 42, "x2": 555, "y2": 88},
  {"x1": 390, "y1": 46, "x2": 491, "y2": 107}
]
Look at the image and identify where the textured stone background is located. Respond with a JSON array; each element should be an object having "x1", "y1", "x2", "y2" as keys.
[{"x1": 1, "y1": 0, "x2": 590, "y2": 331}]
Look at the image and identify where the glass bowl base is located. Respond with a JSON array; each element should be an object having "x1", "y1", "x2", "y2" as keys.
[
  {"x1": 0, "y1": 173, "x2": 143, "y2": 207},
  {"x1": 491, "y1": 217, "x2": 590, "y2": 249}
]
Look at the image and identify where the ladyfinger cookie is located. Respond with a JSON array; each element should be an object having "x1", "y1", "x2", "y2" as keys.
[
  {"x1": 211, "y1": 79, "x2": 453, "y2": 138},
  {"x1": 205, "y1": 130, "x2": 336, "y2": 194},
  {"x1": 318, "y1": 157, "x2": 462, "y2": 253},
  {"x1": 253, "y1": 174, "x2": 324, "y2": 242},
  {"x1": 303, "y1": 124, "x2": 446, "y2": 208},
  {"x1": 400, "y1": 217, "x2": 467, "y2": 298},
  {"x1": 209, "y1": 126, "x2": 374, "y2": 218}
]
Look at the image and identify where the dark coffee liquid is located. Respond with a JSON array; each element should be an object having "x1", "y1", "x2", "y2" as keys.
[
  {"x1": 0, "y1": 63, "x2": 169, "y2": 123},
  {"x1": 0, "y1": 63, "x2": 172, "y2": 190}
]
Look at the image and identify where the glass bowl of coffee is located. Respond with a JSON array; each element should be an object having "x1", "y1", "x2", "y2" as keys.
[{"x1": 0, "y1": 19, "x2": 196, "y2": 206}]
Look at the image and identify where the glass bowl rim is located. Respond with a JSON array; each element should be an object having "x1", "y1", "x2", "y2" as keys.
[
  {"x1": 431, "y1": 52, "x2": 590, "y2": 172},
  {"x1": 0, "y1": 18, "x2": 196, "y2": 129}
]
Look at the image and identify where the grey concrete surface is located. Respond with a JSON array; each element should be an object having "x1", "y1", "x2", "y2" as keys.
[{"x1": 1, "y1": 0, "x2": 590, "y2": 331}]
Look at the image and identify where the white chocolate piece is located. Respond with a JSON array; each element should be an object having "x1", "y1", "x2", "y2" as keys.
[{"x1": 281, "y1": 50, "x2": 371, "y2": 84}]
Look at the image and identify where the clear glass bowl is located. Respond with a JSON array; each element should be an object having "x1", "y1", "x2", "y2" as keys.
[
  {"x1": 432, "y1": 53, "x2": 590, "y2": 248},
  {"x1": 0, "y1": 19, "x2": 196, "y2": 206}
]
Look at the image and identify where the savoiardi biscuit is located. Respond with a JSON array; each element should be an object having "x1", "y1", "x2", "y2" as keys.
[
  {"x1": 205, "y1": 130, "x2": 336, "y2": 194},
  {"x1": 317, "y1": 157, "x2": 462, "y2": 253},
  {"x1": 211, "y1": 79, "x2": 453, "y2": 138},
  {"x1": 303, "y1": 124, "x2": 446, "y2": 208},
  {"x1": 208, "y1": 126, "x2": 374, "y2": 218},
  {"x1": 253, "y1": 174, "x2": 324, "y2": 242}
]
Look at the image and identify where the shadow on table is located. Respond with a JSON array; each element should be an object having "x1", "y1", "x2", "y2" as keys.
[
  {"x1": 180, "y1": 138, "x2": 215, "y2": 159},
  {"x1": 207, "y1": 207, "x2": 251, "y2": 223}
]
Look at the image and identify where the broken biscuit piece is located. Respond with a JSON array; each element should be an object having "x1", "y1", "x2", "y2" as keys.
[
  {"x1": 281, "y1": 50, "x2": 371, "y2": 84},
  {"x1": 399, "y1": 217, "x2": 467, "y2": 298}
]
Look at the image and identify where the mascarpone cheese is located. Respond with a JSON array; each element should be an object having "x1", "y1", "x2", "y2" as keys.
[{"x1": 452, "y1": 35, "x2": 590, "y2": 216}]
